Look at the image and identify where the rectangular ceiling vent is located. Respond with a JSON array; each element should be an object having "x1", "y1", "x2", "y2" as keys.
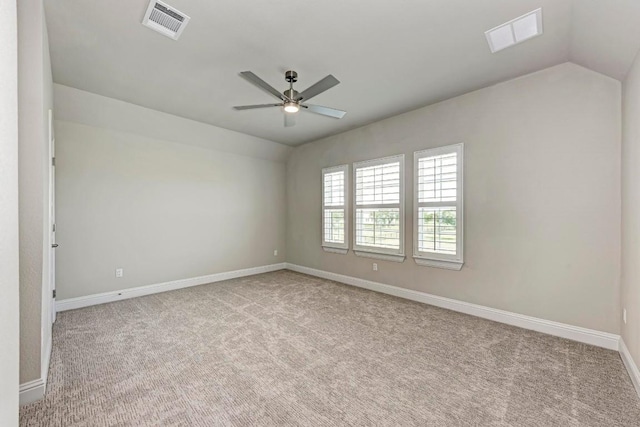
[
  {"x1": 142, "y1": 0, "x2": 190, "y2": 40},
  {"x1": 485, "y1": 8, "x2": 543, "y2": 53}
]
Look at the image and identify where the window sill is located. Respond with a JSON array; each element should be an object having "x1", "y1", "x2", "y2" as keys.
[
  {"x1": 322, "y1": 246, "x2": 348, "y2": 255},
  {"x1": 354, "y1": 250, "x2": 405, "y2": 263},
  {"x1": 414, "y1": 257, "x2": 463, "y2": 271}
]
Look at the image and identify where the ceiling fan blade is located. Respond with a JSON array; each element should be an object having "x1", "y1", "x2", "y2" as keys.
[
  {"x1": 295, "y1": 75, "x2": 340, "y2": 102},
  {"x1": 239, "y1": 71, "x2": 286, "y2": 101},
  {"x1": 303, "y1": 104, "x2": 347, "y2": 119},
  {"x1": 233, "y1": 103, "x2": 281, "y2": 110},
  {"x1": 284, "y1": 113, "x2": 297, "y2": 127}
]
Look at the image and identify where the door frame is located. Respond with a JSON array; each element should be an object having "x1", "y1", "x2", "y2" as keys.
[{"x1": 48, "y1": 109, "x2": 56, "y2": 323}]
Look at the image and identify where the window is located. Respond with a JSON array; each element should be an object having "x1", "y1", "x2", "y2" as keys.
[
  {"x1": 414, "y1": 143, "x2": 464, "y2": 270},
  {"x1": 353, "y1": 155, "x2": 405, "y2": 262},
  {"x1": 322, "y1": 165, "x2": 348, "y2": 254}
]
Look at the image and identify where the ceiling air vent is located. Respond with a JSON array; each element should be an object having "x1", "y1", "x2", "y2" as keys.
[
  {"x1": 142, "y1": 1, "x2": 190, "y2": 40},
  {"x1": 485, "y1": 8, "x2": 543, "y2": 53}
]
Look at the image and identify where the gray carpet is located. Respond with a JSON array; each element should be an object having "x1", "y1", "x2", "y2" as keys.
[{"x1": 20, "y1": 270, "x2": 640, "y2": 426}]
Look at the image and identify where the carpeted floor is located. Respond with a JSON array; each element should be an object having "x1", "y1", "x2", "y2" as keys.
[{"x1": 20, "y1": 270, "x2": 640, "y2": 426}]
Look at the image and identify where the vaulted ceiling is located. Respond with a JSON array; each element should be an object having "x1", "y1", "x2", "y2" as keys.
[{"x1": 45, "y1": 0, "x2": 640, "y2": 146}]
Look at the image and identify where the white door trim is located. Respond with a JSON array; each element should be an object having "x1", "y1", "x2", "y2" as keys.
[{"x1": 48, "y1": 108, "x2": 56, "y2": 324}]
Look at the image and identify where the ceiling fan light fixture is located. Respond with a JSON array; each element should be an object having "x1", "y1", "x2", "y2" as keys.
[{"x1": 284, "y1": 102, "x2": 300, "y2": 113}]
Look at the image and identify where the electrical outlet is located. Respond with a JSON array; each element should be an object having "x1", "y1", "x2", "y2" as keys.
[
  {"x1": 373, "y1": 263, "x2": 378, "y2": 271},
  {"x1": 274, "y1": 249, "x2": 278, "y2": 256},
  {"x1": 115, "y1": 268, "x2": 123, "y2": 278},
  {"x1": 623, "y1": 308, "x2": 627, "y2": 325}
]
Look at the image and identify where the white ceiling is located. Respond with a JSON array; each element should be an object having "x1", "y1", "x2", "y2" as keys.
[{"x1": 44, "y1": 0, "x2": 640, "y2": 146}]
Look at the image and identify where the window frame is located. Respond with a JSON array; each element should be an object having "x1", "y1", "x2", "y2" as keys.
[
  {"x1": 413, "y1": 143, "x2": 464, "y2": 270},
  {"x1": 321, "y1": 164, "x2": 349, "y2": 254},
  {"x1": 352, "y1": 154, "x2": 405, "y2": 263}
]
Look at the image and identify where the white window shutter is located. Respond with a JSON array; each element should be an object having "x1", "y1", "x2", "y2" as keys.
[
  {"x1": 322, "y1": 165, "x2": 348, "y2": 253},
  {"x1": 353, "y1": 155, "x2": 405, "y2": 262},
  {"x1": 413, "y1": 144, "x2": 464, "y2": 270}
]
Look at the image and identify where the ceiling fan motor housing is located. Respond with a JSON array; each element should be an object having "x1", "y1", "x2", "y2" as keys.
[
  {"x1": 284, "y1": 88, "x2": 299, "y2": 100},
  {"x1": 285, "y1": 70, "x2": 298, "y2": 83}
]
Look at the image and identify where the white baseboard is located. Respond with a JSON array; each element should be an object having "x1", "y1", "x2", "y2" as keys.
[
  {"x1": 620, "y1": 338, "x2": 640, "y2": 398},
  {"x1": 28, "y1": 263, "x2": 639, "y2": 404},
  {"x1": 20, "y1": 303, "x2": 54, "y2": 406},
  {"x1": 19, "y1": 378, "x2": 46, "y2": 406},
  {"x1": 56, "y1": 263, "x2": 287, "y2": 312},
  {"x1": 285, "y1": 263, "x2": 620, "y2": 351}
]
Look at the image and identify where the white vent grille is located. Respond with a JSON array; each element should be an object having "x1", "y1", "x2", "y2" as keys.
[
  {"x1": 142, "y1": 1, "x2": 190, "y2": 40},
  {"x1": 485, "y1": 8, "x2": 543, "y2": 53}
]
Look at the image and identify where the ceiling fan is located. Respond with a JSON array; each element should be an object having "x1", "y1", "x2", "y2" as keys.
[{"x1": 233, "y1": 70, "x2": 346, "y2": 127}]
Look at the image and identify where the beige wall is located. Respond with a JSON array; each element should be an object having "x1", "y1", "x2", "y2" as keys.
[
  {"x1": 0, "y1": 0, "x2": 20, "y2": 422},
  {"x1": 18, "y1": 0, "x2": 53, "y2": 384},
  {"x1": 54, "y1": 87, "x2": 289, "y2": 300},
  {"x1": 287, "y1": 63, "x2": 621, "y2": 333},
  {"x1": 53, "y1": 84, "x2": 290, "y2": 163},
  {"x1": 622, "y1": 49, "x2": 640, "y2": 367}
]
